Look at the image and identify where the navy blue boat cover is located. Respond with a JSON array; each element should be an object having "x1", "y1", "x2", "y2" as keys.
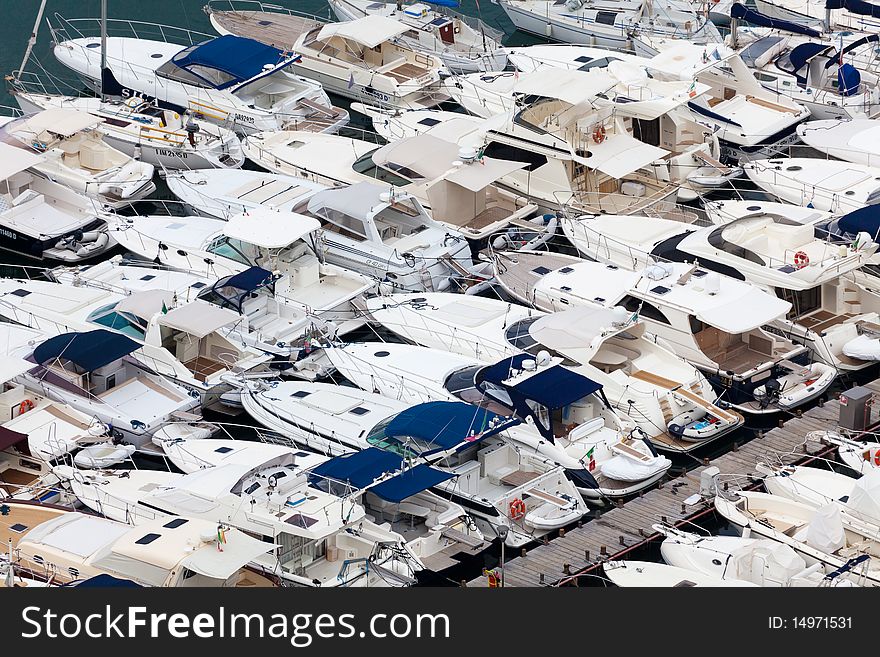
[
  {"x1": 309, "y1": 447, "x2": 454, "y2": 503},
  {"x1": 33, "y1": 329, "x2": 140, "y2": 372},
  {"x1": 837, "y1": 205, "x2": 880, "y2": 238},
  {"x1": 730, "y1": 3, "x2": 822, "y2": 37},
  {"x1": 173, "y1": 35, "x2": 287, "y2": 88},
  {"x1": 826, "y1": 0, "x2": 880, "y2": 18},
  {"x1": 224, "y1": 266, "x2": 275, "y2": 292},
  {"x1": 480, "y1": 354, "x2": 603, "y2": 410}
]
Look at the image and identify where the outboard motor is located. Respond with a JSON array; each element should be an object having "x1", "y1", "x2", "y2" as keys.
[{"x1": 759, "y1": 377, "x2": 782, "y2": 409}]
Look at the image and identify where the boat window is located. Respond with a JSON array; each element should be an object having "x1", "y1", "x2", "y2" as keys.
[
  {"x1": 206, "y1": 236, "x2": 254, "y2": 266},
  {"x1": 689, "y1": 315, "x2": 706, "y2": 334},
  {"x1": 156, "y1": 58, "x2": 213, "y2": 89},
  {"x1": 317, "y1": 207, "x2": 369, "y2": 241},
  {"x1": 577, "y1": 56, "x2": 621, "y2": 71},
  {"x1": 86, "y1": 303, "x2": 147, "y2": 340},
  {"x1": 352, "y1": 150, "x2": 412, "y2": 187},
  {"x1": 186, "y1": 65, "x2": 237, "y2": 88},
  {"x1": 595, "y1": 11, "x2": 618, "y2": 25},
  {"x1": 619, "y1": 295, "x2": 670, "y2": 325},
  {"x1": 481, "y1": 141, "x2": 547, "y2": 172}
]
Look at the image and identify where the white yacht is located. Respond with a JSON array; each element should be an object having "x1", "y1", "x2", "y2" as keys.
[
  {"x1": 755, "y1": 0, "x2": 880, "y2": 32},
  {"x1": 743, "y1": 158, "x2": 880, "y2": 214},
  {"x1": 105, "y1": 212, "x2": 376, "y2": 336},
  {"x1": 563, "y1": 211, "x2": 880, "y2": 371},
  {"x1": 208, "y1": 9, "x2": 449, "y2": 111},
  {"x1": 0, "y1": 109, "x2": 155, "y2": 209},
  {"x1": 730, "y1": 6, "x2": 880, "y2": 120},
  {"x1": 495, "y1": 0, "x2": 722, "y2": 56},
  {"x1": 603, "y1": 559, "x2": 756, "y2": 586},
  {"x1": 493, "y1": 251, "x2": 834, "y2": 414},
  {"x1": 238, "y1": 383, "x2": 586, "y2": 547},
  {"x1": 165, "y1": 173, "x2": 478, "y2": 292},
  {"x1": 241, "y1": 131, "x2": 540, "y2": 241},
  {"x1": 327, "y1": 0, "x2": 508, "y2": 72},
  {"x1": 0, "y1": 501, "x2": 275, "y2": 587},
  {"x1": 797, "y1": 118, "x2": 880, "y2": 166},
  {"x1": 50, "y1": 17, "x2": 348, "y2": 135},
  {"x1": 54, "y1": 453, "x2": 425, "y2": 586},
  {"x1": 319, "y1": 341, "x2": 671, "y2": 500},
  {"x1": 363, "y1": 294, "x2": 744, "y2": 452},
  {"x1": 0, "y1": 324, "x2": 201, "y2": 446},
  {"x1": 657, "y1": 524, "x2": 864, "y2": 586},
  {"x1": 0, "y1": 278, "x2": 274, "y2": 402},
  {"x1": 12, "y1": 90, "x2": 245, "y2": 170},
  {"x1": 0, "y1": 142, "x2": 114, "y2": 263},
  {"x1": 715, "y1": 490, "x2": 880, "y2": 586}
]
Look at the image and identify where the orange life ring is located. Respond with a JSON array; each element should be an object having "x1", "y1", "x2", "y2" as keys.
[
  {"x1": 509, "y1": 498, "x2": 526, "y2": 520},
  {"x1": 592, "y1": 125, "x2": 606, "y2": 144},
  {"x1": 18, "y1": 399, "x2": 34, "y2": 415},
  {"x1": 870, "y1": 448, "x2": 880, "y2": 467},
  {"x1": 794, "y1": 251, "x2": 809, "y2": 269}
]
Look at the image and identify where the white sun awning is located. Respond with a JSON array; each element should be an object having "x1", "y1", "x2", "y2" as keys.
[
  {"x1": 576, "y1": 132, "x2": 668, "y2": 178},
  {"x1": 318, "y1": 15, "x2": 408, "y2": 48},
  {"x1": 17, "y1": 108, "x2": 101, "y2": 137},
  {"x1": 181, "y1": 530, "x2": 276, "y2": 580},
  {"x1": 116, "y1": 289, "x2": 175, "y2": 319},
  {"x1": 696, "y1": 286, "x2": 792, "y2": 333},
  {"x1": 158, "y1": 302, "x2": 241, "y2": 338},
  {"x1": 224, "y1": 209, "x2": 321, "y2": 249},
  {"x1": 442, "y1": 157, "x2": 527, "y2": 192},
  {"x1": 513, "y1": 68, "x2": 614, "y2": 106},
  {"x1": 0, "y1": 142, "x2": 44, "y2": 180}
]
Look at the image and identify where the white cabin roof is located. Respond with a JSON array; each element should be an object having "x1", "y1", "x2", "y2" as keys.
[
  {"x1": 581, "y1": 131, "x2": 668, "y2": 178},
  {"x1": 224, "y1": 209, "x2": 321, "y2": 248},
  {"x1": 0, "y1": 354, "x2": 36, "y2": 382},
  {"x1": 529, "y1": 306, "x2": 638, "y2": 351},
  {"x1": 158, "y1": 301, "x2": 240, "y2": 338},
  {"x1": 318, "y1": 15, "x2": 408, "y2": 48},
  {"x1": 513, "y1": 68, "x2": 614, "y2": 106}
]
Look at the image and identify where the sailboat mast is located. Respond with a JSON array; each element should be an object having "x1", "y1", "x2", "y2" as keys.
[
  {"x1": 100, "y1": 0, "x2": 108, "y2": 100},
  {"x1": 16, "y1": 0, "x2": 48, "y2": 79}
]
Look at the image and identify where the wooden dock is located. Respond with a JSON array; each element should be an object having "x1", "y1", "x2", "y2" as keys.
[{"x1": 466, "y1": 380, "x2": 880, "y2": 587}]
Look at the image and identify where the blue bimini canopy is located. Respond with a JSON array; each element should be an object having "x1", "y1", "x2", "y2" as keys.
[
  {"x1": 308, "y1": 447, "x2": 453, "y2": 503},
  {"x1": 788, "y1": 42, "x2": 834, "y2": 73},
  {"x1": 479, "y1": 354, "x2": 603, "y2": 411},
  {"x1": 173, "y1": 35, "x2": 287, "y2": 89},
  {"x1": 837, "y1": 205, "x2": 880, "y2": 239},
  {"x1": 61, "y1": 574, "x2": 142, "y2": 588},
  {"x1": 383, "y1": 401, "x2": 517, "y2": 456},
  {"x1": 200, "y1": 266, "x2": 275, "y2": 313},
  {"x1": 33, "y1": 330, "x2": 140, "y2": 373},
  {"x1": 730, "y1": 3, "x2": 822, "y2": 37},
  {"x1": 838, "y1": 63, "x2": 861, "y2": 96},
  {"x1": 838, "y1": 33, "x2": 880, "y2": 60},
  {"x1": 826, "y1": 0, "x2": 880, "y2": 18}
]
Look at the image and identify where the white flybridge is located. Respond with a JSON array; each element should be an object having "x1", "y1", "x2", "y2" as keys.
[
  {"x1": 0, "y1": 324, "x2": 200, "y2": 447},
  {"x1": 242, "y1": 131, "x2": 540, "y2": 241},
  {"x1": 210, "y1": 9, "x2": 449, "y2": 111},
  {"x1": 656, "y1": 524, "x2": 865, "y2": 586},
  {"x1": 12, "y1": 90, "x2": 245, "y2": 170},
  {"x1": 729, "y1": 5, "x2": 880, "y2": 121},
  {"x1": 0, "y1": 277, "x2": 276, "y2": 403},
  {"x1": 363, "y1": 295, "x2": 744, "y2": 452},
  {"x1": 0, "y1": 109, "x2": 155, "y2": 209},
  {"x1": 714, "y1": 490, "x2": 880, "y2": 586},
  {"x1": 495, "y1": 0, "x2": 722, "y2": 56},
  {"x1": 798, "y1": 119, "x2": 880, "y2": 166},
  {"x1": 48, "y1": 256, "x2": 358, "y2": 367},
  {"x1": 108, "y1": 209, "x2": 375, "y2": 335},
  {"x1": 318, "y1": 341, "x2": 672, "y2": 500},
  {"x1": 326, "y1": 0, "x2": 507, "y2": 73},
  {"x1": 755, "y1": 0, "x2": 880, "y2": 32},
  {"x1": 563, "y1": 211, "x2": 880, "y2": 371},
  {"x1": 0, "y1": 142, "x2": 114, "y2": 263},
  {"x1": 0, "y1": 501, "x2": 276, "y2": 588},
  {"x1": 238, "y1": 382, "x2": 586, "y2": 547},
  {"x1": 743, "y1": 158, "x2": 880, "y2": 215},
  {"x1": 49, "y1": 16, "x2": 348, "y2": 136},
  {"x1": 492, "y1": 251, "x2": 835, "y2": 414},
  {"x1": 53, "y1": 453, "x2": 424, "y2": 587},
  {"x1": 165, "y1": 173, "x2": 478, "y2": 293}
]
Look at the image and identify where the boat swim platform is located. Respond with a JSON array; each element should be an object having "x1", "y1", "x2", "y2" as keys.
[{"x1": 465, "y1": 379, "x2": 880, "y2": 587}]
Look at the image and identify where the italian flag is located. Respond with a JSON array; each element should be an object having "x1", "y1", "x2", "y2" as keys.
[{"x1": 217, "y1": 526, "x2": 227, "y2": 552}]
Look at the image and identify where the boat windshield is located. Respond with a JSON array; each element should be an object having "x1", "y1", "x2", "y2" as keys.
[
  {"x1": 352, "y1": 150, "x2": 413, "y2": 187},
  {"x1": 206, "y1": 236, "x2": 255, "y2": 266},
  {"x1": 86, "y1": 302, "x2": 147, "y2": 340},
  {"x1": 365, "y1": 416, "x2": 437, "y2": 458},
  {"x1": 504, "y1": 318, "x2": 579, "y2": 367}
]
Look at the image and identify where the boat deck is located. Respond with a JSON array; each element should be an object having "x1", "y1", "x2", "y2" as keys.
[
  {"x1": 466, "y1": 377, "x2": 871, "y2": 587},
  {"x1": 209, "y1": 9, "x2": 319, "y2": 49}
]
